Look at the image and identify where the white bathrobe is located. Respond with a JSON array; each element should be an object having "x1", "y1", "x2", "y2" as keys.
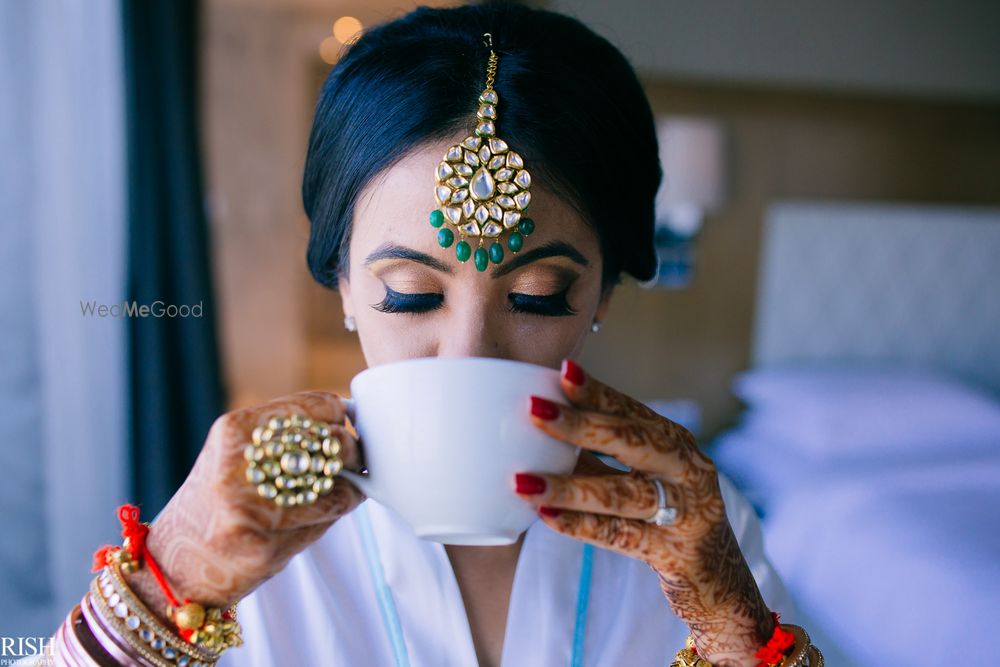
[{"x1": 218, "y1": 472, "x2": 793, "y2": 667}]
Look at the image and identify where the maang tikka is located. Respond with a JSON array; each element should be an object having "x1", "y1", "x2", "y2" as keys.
[{"x1": 428, "y1": 33, "x2": 535, "y2": 271}]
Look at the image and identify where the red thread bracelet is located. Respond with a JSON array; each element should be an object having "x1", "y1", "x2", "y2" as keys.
[
  {"x1": 91, "y1": 503, "x2": 235, "y2": 643},
  {"x1": 754, "y1": 611, "x2": 796, "y2": 666},
  {"x1": 688, "y1": 611, "x2": 795, "y2": 666}
]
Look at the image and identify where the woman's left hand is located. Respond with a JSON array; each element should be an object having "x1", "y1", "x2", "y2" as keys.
[{"x1": 515, "y1": 359, "x2": 774, "y2": 667}]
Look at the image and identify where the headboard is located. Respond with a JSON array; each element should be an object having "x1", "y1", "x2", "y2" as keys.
[{"x1": 751, "y1": 200, "x2": 1000, "y2": 395}]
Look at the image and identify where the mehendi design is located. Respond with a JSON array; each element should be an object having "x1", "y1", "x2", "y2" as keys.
[
  {"x1": 523, "y1": 366, "x2": 775, "y2": 664},
  {"x1": 126, "y1": 391, "x2": 365, "y2": 618}
]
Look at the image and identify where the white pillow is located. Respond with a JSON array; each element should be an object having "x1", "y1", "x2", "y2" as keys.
[{"x1": 730, "y1": 362, "x2": 1000, "y2": 462}]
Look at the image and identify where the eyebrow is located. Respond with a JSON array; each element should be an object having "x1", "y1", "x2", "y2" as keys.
[
  {"x1": 490, "y1": 240, "x2": 590, "y2": 278},
  {"x1": 362, "y1": 239, "x2": 589, "y2": 278},
  {"x1": 363, "y1": 243, "x2": 455, "y2": 274}
]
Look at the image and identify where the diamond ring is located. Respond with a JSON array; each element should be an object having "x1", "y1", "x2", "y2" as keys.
[{"x1": 644, "y1": 477, "x2": 678, "y2": 526}]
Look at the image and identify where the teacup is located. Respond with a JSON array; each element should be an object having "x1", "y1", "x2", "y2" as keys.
[{"x1": 338, "y1": 356, "x2": 580, "y2": 545}]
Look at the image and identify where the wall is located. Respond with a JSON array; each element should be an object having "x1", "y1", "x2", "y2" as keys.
[
  {"x1": 579, "y1": 81, "x2": 1000, "y2": 438},
  {"x1": 546, "y1": 0, "x2": 1000, "y2": 103}
]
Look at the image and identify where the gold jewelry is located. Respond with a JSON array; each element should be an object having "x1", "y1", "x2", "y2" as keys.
[
  {"x1": 169, "y1": 602, "x2": 241, "y2": 654},
  {"x1": 671, "y1": 626, "x2": 824, "y2": 667},
  {"x1": 244, "y1": 413, "x2": 344, "y2": 507},
  {"x1": 90, "y1": 562, "x2": 223, "y2": 666},
  {"x1": 429, "y1": 32, "x2": 535, "y2": 271},
  {"x1": 774, "y1": 624, "x2": 812, "y2": 667},
  {"x1": 670, "y1": 635, "x2": 712, "y2": 667}
]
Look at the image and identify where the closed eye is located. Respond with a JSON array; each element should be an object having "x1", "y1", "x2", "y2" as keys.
[
  {"x1": 508, "y1": 286, "x2": 576, "y2": 317},
  {"x1": 371, "y1": 286, "x2": 443, "y2": 314},
  {"x1": 370, "y1": 286, "x2": 577, "y2": 317}
]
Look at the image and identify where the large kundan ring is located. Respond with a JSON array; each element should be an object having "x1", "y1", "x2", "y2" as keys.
[{"x1": 243, "y1": 413, "x2": 344, "y2": 507}]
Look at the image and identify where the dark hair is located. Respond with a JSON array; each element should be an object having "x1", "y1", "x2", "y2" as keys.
[{"x1": 302, "y1": 2, "x2": 660, "y2": 290}]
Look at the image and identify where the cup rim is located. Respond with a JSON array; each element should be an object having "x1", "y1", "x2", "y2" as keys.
[{"x1": 349, "y1": 355, "x2": 559, "y2": 394}]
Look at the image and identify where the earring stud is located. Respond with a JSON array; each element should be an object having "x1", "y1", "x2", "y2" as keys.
[
  {"x1": 344, "y1": 315, "x2": 357, "y2": 332},
  {"x1": 591, "y1": 321, "x2": 602, "y2": 333}
]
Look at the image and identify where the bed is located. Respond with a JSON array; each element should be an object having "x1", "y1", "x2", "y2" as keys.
[{"x1": 707, "y1": 201, "x2": 1000, "y2": 666}]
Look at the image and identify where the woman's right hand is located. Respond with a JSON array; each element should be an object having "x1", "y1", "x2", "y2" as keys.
[{"x1": 125, "y1": 390, "x2": 366, "y2": 620}]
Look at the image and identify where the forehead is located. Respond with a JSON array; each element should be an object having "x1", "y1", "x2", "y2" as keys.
[{"x1": 349, "y1": 135, "x2": 601, "y2": 266}]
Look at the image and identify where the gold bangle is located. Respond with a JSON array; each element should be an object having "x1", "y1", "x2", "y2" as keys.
[
  {"x1": 804, "y1": 644, "x2": 824, "y2": 667},
  {"x1": 99, "y1": 561, "x2": 224, "y2": 664},
  {"x1": 670, "y1": 635, "x2": 713, "y2": 667},
  {"x1": 90, "y1": 574, "x2": 196, "y2": 667},
  {"x1": 774, "y1": 624, "x2": 810, "y2": 666},
  {"x1": 670, "y1": 647, "x2": 712, "y2": 667},
  {"x1": 670, "y1": 625, "x2": 824, "y2": 667}
]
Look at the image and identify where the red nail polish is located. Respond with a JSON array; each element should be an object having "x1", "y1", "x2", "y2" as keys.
[
  {"x1": 562, "y1": 359, "x2": 586, "y2": 386},
  {"x1": 530, "y1": 396, "x2": 560, "y2": 421},
  {"x1": 515, "y1": 473, "x2": 547, "y2": 495},
  {"x1": 538, "y1": 506, "x2": 561, "y2": 517}
]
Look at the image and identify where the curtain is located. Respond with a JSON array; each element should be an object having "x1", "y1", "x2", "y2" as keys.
[
  {"x1": 0, "y1": 0, "x2": 128, "y2": 637},
  {"x1": 121, "y1": 0, "x2": 227, "y2": 517}
]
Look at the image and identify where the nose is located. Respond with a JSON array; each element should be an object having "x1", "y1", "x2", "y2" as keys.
[{"x1": 435, "y1": 299, "x2": 505, "y2": 359}]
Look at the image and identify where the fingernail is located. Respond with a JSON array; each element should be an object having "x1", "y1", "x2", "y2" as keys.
[
  {"x1": 538, "y1": 506, "x2": 561, "y2": 517},
  {"x1": 515, "y1": 473, "x2": 546, "y2": 495},
  {"x1": 562, "y1": 359, "x2": 586, "y2": 386},
  {"x1": 530, "y1": 396, "x2": 560, "y2": 421}
]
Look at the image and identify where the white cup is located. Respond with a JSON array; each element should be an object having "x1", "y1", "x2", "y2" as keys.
[{"x1": 338, "y1": 356, "x2": 580, "y2": 545}]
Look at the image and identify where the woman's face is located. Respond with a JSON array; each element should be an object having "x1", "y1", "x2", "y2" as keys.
[{"x1": 337, "y1": 134, "x2": 614, "y2": 370}]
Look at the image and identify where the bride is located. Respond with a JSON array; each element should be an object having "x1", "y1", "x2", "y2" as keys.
[{"x1": 38, "y1": 4, "x2": 822, "y2": 666}]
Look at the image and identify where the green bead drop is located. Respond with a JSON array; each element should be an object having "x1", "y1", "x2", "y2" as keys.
[
  {"x1": 455, "y1": 240, "x2": 471, "y2": 262},
  {"x1": 437, "y1": 227, "x2": 454, "y2": 248},
  {"x1": 507, "y1": 231, "x2": 524, "y2": 252},
  {"x1": 488, "y1": 242, "x2": 504, "y2": 264},
  {"x1": 474, "y1": 246, "x2": 489, "y2": 272},
  {"x1": 429, "y1": 210, "x2": 444, "y2": 228},
  {"x1": 519, "y1": 218, "x2": 535, "y2": 236}
]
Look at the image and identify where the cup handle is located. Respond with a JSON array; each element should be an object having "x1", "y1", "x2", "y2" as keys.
[
  {"x1": 340, "y1": 396, "x2": 356, "y2": 423},
  {"x1": 336, "y1": 397, "x2": 377, "y2": 500},
  {"x1": 339, "y1": 469, "x2": 376, "y2": 501}
]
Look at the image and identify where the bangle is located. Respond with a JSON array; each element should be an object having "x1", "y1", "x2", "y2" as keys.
[
  {"x1": 766, "y1": 623, "x2": 810, "y2": 667},
  {"x1": 81, "y1": 590, "x2": 158, "y2": 667},
  {"x1": 671, "y1": 612, "x2": 825, "y2": 667},
  {"x1": 670, "y1": 635, "x2": 712, "y2": 666},
  {"x1": 90, "y1": 563, "x2": 220, "y2": 666},
  {"x1": 61, "y1": 603, "x2": 105, "y2": 666},
  {"x1": 92, "y1": 504, "x2": 243, "y2": 657},
  {"x1": 49, "y1": 602, "x2": 118, "y2": 667},
  {"x1": 755, "y1": 611, "x2": 797, "y2": 666}
]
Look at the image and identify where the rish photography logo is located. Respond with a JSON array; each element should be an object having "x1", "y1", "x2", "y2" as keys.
[
  {"x1": 80, "y1": 300, "x2": 204, "y2": 318},
  {"x1": 0, "y1": 636, "x2": 54, "y2": 665}
]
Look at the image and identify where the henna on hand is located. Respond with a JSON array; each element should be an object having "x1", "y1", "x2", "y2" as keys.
[
  {"x1": 125, "y1": 391, "x2": 366, "y2": 615},
  {"x1": 517, "y1": 361, "x2": 774, "y2": 666}
]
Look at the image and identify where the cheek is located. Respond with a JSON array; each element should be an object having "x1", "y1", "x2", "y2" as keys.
[
  {"x1": 507, "y1": 316, "x2": 589, "y2": 366},
  {"x1": 350, "y1": 281, "x2": 435, "y2": 365},
  {"x1": 357, "y1": 326, "x2": 431, "y2": 366}
]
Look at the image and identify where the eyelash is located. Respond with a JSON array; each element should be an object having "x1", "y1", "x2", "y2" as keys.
[
  {"x1": 508, "y1": 286, "x2": 577, "y2": 317},
  {"x1": 372, "y1": 287, "x2": 443, "y2": 314},
  {"x1": 371, "y1": 286, "x2": 577, "y2": 317}
]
